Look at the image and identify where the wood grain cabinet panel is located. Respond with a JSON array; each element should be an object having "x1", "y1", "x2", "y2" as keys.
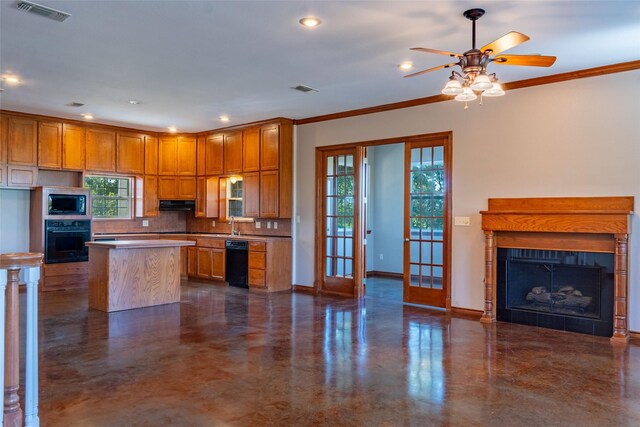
[
  {"x1": 223, "y1": 131, "x2": 242, "y2": 174},
  {"x1": 178, "y1": 177, "x2": 197, "y2": 199},
  {"x1": 7, "y1": 165, "x2": 37, "y2": 188},
  {"x1": 260, "y1": 170, "x2": 279, "y2": 218},
  {"x1": 85, "y1": 128, "x2": 116, "y2": 172},
  {"x1": 0, "y1": 165, "x2": 6, "y2": 187},
  {"x1": 205, "y1": 134, "x2": 224, "y2": 175},
  {"x1": 248, "y1": 251, "x2": 266, "y2": 270},
  {"x1": 143, "y1": 175, "x2": 158, "y2": 217},
  {"x1": 158, "y1": 136, "x2": 178, "y2": 175},
  {"x1": 210, "y1": 248, "x2": 225, "y2": 280},
  {"x1": 158, "y1": 176, "x2": 196, "y2": 200},
  {"x1": 196, "y1": 176, "x2": 220, "y2": 218},
  {"x1": 177, "y1": 136, "x2": 196, "y2": 176},
  {"x1": 187, "y1": 247, "x2": 198, "y2": 277},
  {"x1": 243, "y1": 172, "x2": 259, "y2": 218},
  {"x1": 62, "y1": 123, "x2": 86, "y2": 170},
  {"x1": 197, "y1": 136, "x2": 205, "y2": 176},
  {"x1": 242, "y1": 128, "x2": 260, "y2": 172},
  {"x1": 144, "y1": 136, "x2": 158, "y2": 175},
  {"x1": 196, "y1": 248, "x2": 213, "y2": 278},
  {"x1": 248, "y1": 269, "x2": 266, "y2": 287},
  {"x1": 260, "y1": 125, "x2": 279, "y2": 170},
  {"x1": 117, "y1": 132, "x2": 145, "y2": 174},
  {"x1": 7, "y1": 116, "x2": 38, "y2": 166},
  {"x1": 0, "y1": 115, "x2": 7, "y2": 164},
  {"x1": 38, "y1": 121, "x2": 62, "y2": 169}
]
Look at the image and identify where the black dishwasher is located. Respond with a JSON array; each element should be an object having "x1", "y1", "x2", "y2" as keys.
[{"x1": 225, "y1": 240, "x2": 248, "y2": 288}]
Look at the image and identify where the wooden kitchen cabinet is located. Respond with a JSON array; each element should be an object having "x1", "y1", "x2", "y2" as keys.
[
  {"x1": 205, "y1": 133, "x2": 224, "y2": 175},
  {"x1": 0, "y1": 165, "x2": 6, "y2": 187},
  {"x1": 242, "y1": 127, "x2": 260, "y2": 172},
  {"x1": 197, "y1": 136, "x2": 205, "y2": 176},
  {"x1": 143, "y1": 175, "x2": 159, "y2": 217},
  {"x1": 145, "y1": 136, "x2": 158, "y2": 175},
  {"x1": 6, "y1": 165, "x2": 38, "y2": 188},
  {"x1": 187, "y1": 246, "x2": 198, "y2": 277},
  {"x1": 117, "y1": 132, "x2": 145, "y2": 174},
  {"x1": 243, "y1": 172, "x2": 259, "y2": 218},
  {"x1": 85, "y1": 127, "x2": 116, "y2": 172},
  {"x1": 158, "y1": 136, "x2": 177, "y2": 175},
  {"x1": 196, "y1": 176, "x2": 220, "y2": 218},
  {"x1": 7, "y1": 116, "x2": 38, "y2": 166},
  {"x1": 189, "y1": 238, "x2": 225, "y2": 280},
  {"x1": 158, "y1": 176, "x2": 196, "y2": 199},
  {"x1": 0, "y1": 115, "x2": 7, "y2": 164},
  {"x1": 62, "y1": 123, "x2": 86, "y2": 170},
  {"x1": 223, "y1": 131, "x2": 242, "y2": 174},
  {"x1": 38, "y1": 121, "x2": 62, "y2": 169},
  {"x1": 177, "y1": 136, "x2": 196, "y2": 176},
  {"x1": 260, "y1": 124, "x2": 279, "y2": 171},
  {"x1": 248, "y1": 241, "x2": 266, "y2": 288},
  {"x1": 260, "y1": 170, "x2": 279, "y2": 218}
]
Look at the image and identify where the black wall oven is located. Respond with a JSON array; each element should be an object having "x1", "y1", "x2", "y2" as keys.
[{"x1": 44, "y1": 220, "x2": 91, "y2": 264}]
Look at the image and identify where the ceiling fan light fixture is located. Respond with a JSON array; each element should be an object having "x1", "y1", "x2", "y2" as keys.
[
  {"x1": 470, "y1": 73, "x2": 493, "y2": 91},
  {"x1": 455, "y1": 87, "x2": 477, "y2": 102},
  {"x1": 483, "y1": 82, "x2": 505, "y2": 97},
  {"x1": 441, "y1": 77, "x2": 463, "y2": 95}
]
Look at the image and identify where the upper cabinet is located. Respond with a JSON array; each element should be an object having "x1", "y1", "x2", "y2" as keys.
[
  {"x1": 177, "y1": 136, "x2": 196, "y2": 176},
  {"x1": 85, "y1": 127, "x2": 116, "y2": 172},
  {"x1": 223, "y1": 131, "x2": 242, "y2": 174},
  {"x1": 62, "y1": 123, "x2": 86, "y2": 170},
  {"x1": 159, "y1": 135, "x2": 196, "y2": 175},
  {"x1": 38, "y1": 121, "x2": 62, "y2": 169},
  {"x1": 242, "y1": 128, "x2": 260, "y2": 172},
  {"x1": 144, "y1": 136, "x2": 158, "y2": 175},
  {"x1": 205, "y1": 133, "x2": 224, "y2": 175},
  {"x1": 260, "y1": 124, "x2": 279, "y2": 171},
  {"x1": 0, "y1": 115, "x2": 7, "y2": 164},
  {"x1": 7, "y1": 116, "x2": 37, "y2": 166},
  {"x1": 116, "y1": 132, "x2": 145, "y2": 175}
]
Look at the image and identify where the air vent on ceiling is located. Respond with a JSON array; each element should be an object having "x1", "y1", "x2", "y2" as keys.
[
  {"x1": 65, "y1": 102, "x2": 84, "y2": 107},
  {"x1": 292, "y1": 85, "x2": 318, "y2": 93},
  {"x1": 15, "y1": 1, "x2": 71, "y2": 22}
]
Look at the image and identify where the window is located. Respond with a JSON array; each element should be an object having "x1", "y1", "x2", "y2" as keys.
[
  {"x1": 84, "y1": 175, "x2": 133, "y2": 219},
  {"x1": 227, "y1": 178, "x2": 243, "y2": 217}
]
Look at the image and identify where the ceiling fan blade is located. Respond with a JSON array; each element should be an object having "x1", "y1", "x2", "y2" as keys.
[
  {"x1": 493, "y1": 54, "x2": 557, "y2": 67},
  {"x1": 403, "y1": 63, "x2": 458, "y2": 78},
  {"x1": 481, "y1": 31, "x2": 530, "y2": 55},
  {"x1": 410, "y1": 47, "x2": 463, "y2": 58}
]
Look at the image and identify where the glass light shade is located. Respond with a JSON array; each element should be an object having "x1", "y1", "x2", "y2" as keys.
[
  {"x1": 441, "y1": 78, "x2": 463, "y2": 95},
  {"x1": 483, "y1": 82, "x2": 505, "y2": 97},
  {"x1": 470, "y1": 73, "x2": 493, "y2": 91},
  {"x1": 454, "y1": 87, "x2": 477, "y2": 102}
]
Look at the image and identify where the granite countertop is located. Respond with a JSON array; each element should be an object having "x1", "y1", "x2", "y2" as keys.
[
  {"x1": 86, "y1": 239, "x2": 196, "y2": 249},
  {"x1": 92, "y1": 232, "x2": 291, "y2": 241}
]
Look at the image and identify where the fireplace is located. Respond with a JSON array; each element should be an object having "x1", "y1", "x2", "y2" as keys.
[
  {"x1": 496, "y1": 248, "x2": 614, "y2": 336},
  {"x1": 480, "y1": 197, "x2": 633, "y2": 344}
]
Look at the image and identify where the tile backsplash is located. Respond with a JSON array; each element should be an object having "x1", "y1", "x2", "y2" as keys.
[
  {"x1": 187, "y1": 216, "x2": 291, "y2": 237},
  {"x1": 92, "y1": 211, "x2": 187, "y2": 234}
]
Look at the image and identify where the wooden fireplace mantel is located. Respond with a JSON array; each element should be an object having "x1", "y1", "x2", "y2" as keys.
[{"x1": 479, "y1": 196, "x2": 634, "y2": 344}]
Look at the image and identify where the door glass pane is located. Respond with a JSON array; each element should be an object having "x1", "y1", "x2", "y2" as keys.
[
  {"x1": 326, "y1": 237, "x2": 334, "y2": 257},
  {"x1": 326, "y1": 258, "x2": 333, "y2": 276},
  {"x1": 345, "y1": 259, "x2": 353, "y2": 277},
  {"x1": 422, "y1": 147, "x2": 432, "y2": 166},
  {"x1": 422, "y1": 266, "x2": 432, "y2": 288},
  {"x1": 326, "y1": 177, "x2": 335, "y2": 196},
  {"x1": 433, "y1": 146, "x2": 444, "y2": 166},
  {"x1": 411, "y1": 148, "x2": 421, "y2": 170},
  {"x1": 327, "y1": 156, "x2": 334, "y2": 175},
  {"x1": 345, "y1": 238, "x2": 353, "y2": 257},
  {"x1": 336, "y1": 237, "x2": 345, "y2": 256},
  {"x1": 410, "y1": 241, "x2": 419, "y2": 263},
  {"x1": 433, "y1": 242, "x2": 443, "y2": 265},
  {"x1": 433, "y1": 267, "x2": 443, "y2": 289},
  {"x1": 421, "y1": 242, "x2": 431, "y2": 264},
  {"x1": 337, "y1": 155, "x2": 346, "y2": 174},
  {"x1": 410, "y1": 264, "x2": 420, "y2": 287},
  {"x1": 337, "y1": 258, "x2": 344, "y2": 276}
]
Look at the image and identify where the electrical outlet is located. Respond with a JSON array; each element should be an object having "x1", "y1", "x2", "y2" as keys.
[
  {"x1": 142, "y1": 220, "x2": 149, "y2": 227},
  {"x1": 454, "y1": 216, "x2": 470, "y2": 226},
  {"x1": 296, "y1": 215, "x2": 301, "y2": 224},
  {"x1": 267, "y1": 221, "x2": 272, "y2": 229},
  {"x1": 379, "y1": 254, "x2": 383, "y2": 260},
  {"x1": 211, "y1": 220, "x2": 216, "y2": 227},
  {"x1": 274, "y1": 222, "x2": 278, "y2": 230},
  {"x1": 255, "y1": 221, "x2": 261, "y2": 229}
]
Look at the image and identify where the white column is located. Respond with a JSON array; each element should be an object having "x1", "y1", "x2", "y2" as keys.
[
  {"x1": 23, "y1": 266, "x2": 40, "y2": 427},
  {"x1": 0, "y1": 269, "x2": 6, "y2": 427}
]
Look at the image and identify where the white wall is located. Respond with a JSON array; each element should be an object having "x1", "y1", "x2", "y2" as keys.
[
  {"x1": 368, "y1": 143, "x2": 403, "y2": 273},
  {"x1": 0, "y1": 189, "x2": 31, "y2": 253},
  {"x1": 294, "y1": 70, "x2": 640, "y2": 330}
]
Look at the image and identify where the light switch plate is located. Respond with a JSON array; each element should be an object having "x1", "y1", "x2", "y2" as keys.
[
  {"x1": 274, "y1": 222, "x2": 278, "y2": 229},
  {"x1": 142, "y1": 220, "x2": 149, "y2": 227},
  {"x1": 255, "y1": 221, "x2": 261, "y2": 229},
  {"x1": 267, "y1": 222, "x2": 272, "y2": 229},
  {"x1": 211, "y1": 220, "x2": 216, "y2": 227},
  {"x1": 454, "y1": 216, "x2": 470, "y2": 226}
]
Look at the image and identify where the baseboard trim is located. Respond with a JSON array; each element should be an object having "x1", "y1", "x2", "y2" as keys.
[
  {"x1": 292, "y1": 284, "x2": 316, "y2": 295},
  {"x1": 366, "y1": 270, "x2": 403, "y2": 279},
  {"x1": 629, "y1": 331, "x2": 640, "y2": 342},
  {"x1": 451, "y1": 306, "x2": 483, "y2": 319}
]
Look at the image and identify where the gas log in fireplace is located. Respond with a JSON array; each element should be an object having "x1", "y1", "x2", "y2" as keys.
[{"x1": 480, "y1": 197, "x2": 633, "y2": 344}]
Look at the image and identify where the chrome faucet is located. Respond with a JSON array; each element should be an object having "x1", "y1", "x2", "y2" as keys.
[{"x1": 229, "y1": 216, "x2": 239, "y2": 236}]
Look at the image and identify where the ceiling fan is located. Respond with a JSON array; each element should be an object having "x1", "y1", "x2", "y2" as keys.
[{"x1": 405, "y1": 8, "x2": 556, "y2": 103}]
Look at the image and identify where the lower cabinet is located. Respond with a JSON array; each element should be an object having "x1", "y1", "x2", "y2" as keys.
[
  {"x1": 188, "y1": 238, "x2": 225, "y2": 280},
  {"x1": 248, "y1": 241, "x2": 266, "y2": 288}
]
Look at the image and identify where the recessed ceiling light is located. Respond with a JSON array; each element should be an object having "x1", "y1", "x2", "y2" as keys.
[
  {"x1": 299, "y1": 16, "x2": 321, "y2": 28},
  {"x1": 66, "y1": 101, "x2": 84, "y2": 107},
  {"x1": 2, "y1": 75, "x2": 21, "y2": 85},
  {"x1": 128, "y1": 100, "x2": 141, "y2": 105},
  {"x1": 168, "y1": 126, "x2": 177, "y2": 133},
  {"x1": 219, "y1": 115, "x2": 230, "y2": 123},
  {"x1": 81, "y1": 113, "x2": 94, "y2": 120},
  {"x1": 399, "y1": 62, "x2": 413, "y2": 70}
]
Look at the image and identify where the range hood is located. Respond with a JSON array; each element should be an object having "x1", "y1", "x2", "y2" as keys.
[{"x1": 159, "y1": 200, "x2": 196, "y2": 211}]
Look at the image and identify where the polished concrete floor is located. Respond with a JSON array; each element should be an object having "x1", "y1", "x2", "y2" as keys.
[{"x1": 25, "y1": 281, "x2": 640, "y2": 426}]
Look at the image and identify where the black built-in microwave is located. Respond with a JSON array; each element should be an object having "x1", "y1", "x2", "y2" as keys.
[{"x1": 48, "y1": 194, "x2": 87, "y2": 216}]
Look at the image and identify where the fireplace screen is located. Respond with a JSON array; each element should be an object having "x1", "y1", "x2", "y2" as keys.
[{"x1": 505, "y1": 249, "x2": 612, "y2": 320}]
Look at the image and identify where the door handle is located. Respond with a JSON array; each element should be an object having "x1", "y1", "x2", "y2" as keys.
[{"x1": 404, "y1": 238, "x2": 410, "y2": 242}]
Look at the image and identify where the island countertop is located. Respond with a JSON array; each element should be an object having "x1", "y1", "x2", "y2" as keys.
[{"x1": 86, "y1": 239, "x2": 195, "y2": 249}]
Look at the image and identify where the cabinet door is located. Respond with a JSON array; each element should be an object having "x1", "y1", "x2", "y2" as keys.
[
  {"x1": 143, "y1": 175, "x2": 158, "y2": 217},
  {"x1": 158, "y1": 136, "x2": 178, "y2": 175},
  {"x1": 7, "y1": 165, "x2": 38, "y2": 188},
  {"x1": 158, "y1": 176, "x2": 178, "y2": 199},
  {"x1": 260, "y1": 170, "x2": 279, "y2": 218},
  {"x1": 196, "y1": 248, "x2": 213, "y2": 278},
  {"x1": 196, "y1": 136, "x2": 205, "y2": 176},
  {"x1": 243, "y1": 172, "x2": 259, "y2": 218},
  {"x1": 223, "y1": 132, "x2": 242, "y2": 174},
  {"x1": 205, "y1": 134, "x2": 224, "y2": 175},
  {"x1": 178, "y1": 177, "x2": 197, "y2": 199},
  {"x1": 210, "y1": 248, "x2": 225, "y2": 280},
  {"x1": 38, "y1": 121, "x2": 62, "y2": 169},
  {"x1": 8, "y1": 117, "x2": 38, "y2": 165},
  {"x1": 242, "y1": 128, "x2": 260, "y2": 172},
  {"x1": 0, "y1": 115, "x2": 7, "y2": 164},
  {"x1": 117, "y1": 132, "x2": 145, "y2": 174},
  {"x1": 62, "y1": 123, "x2": 86, "y2": 170},
  {"x1": 0, "y1": 165, "x2": 6, "y2": 187},
  {"x1": 187, "y1": 247, "x2": 198, "y2": 277},
  {"x1": 145, "y1": 136, "x2": 158, "y2": 175},
  {"x1": 177, "y1": 136, "x2": 196, "y2": 176},
  {"x1": 196, "y1": 176, "x2": 206, "y2": 217},
  {"x1": 86, "y1": 128, "x2": 116, "y2": 172},
  {"x1": 260, "y1": 125, "x2": 279, "y2": 170}
]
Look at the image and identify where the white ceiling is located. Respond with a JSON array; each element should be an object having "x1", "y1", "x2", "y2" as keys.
[{"x1": 1, "y1": 1, "x2": 638, "y2": 132}]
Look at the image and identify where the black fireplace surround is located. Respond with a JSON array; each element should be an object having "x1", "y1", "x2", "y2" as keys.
[{"x1": 496, "y1": 248, "x2": 614, "y2": 337}]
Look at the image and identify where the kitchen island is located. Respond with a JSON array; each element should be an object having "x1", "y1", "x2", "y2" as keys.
[{"x1": 86, "y1": 240, "x2": 195, "y2": 312}]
